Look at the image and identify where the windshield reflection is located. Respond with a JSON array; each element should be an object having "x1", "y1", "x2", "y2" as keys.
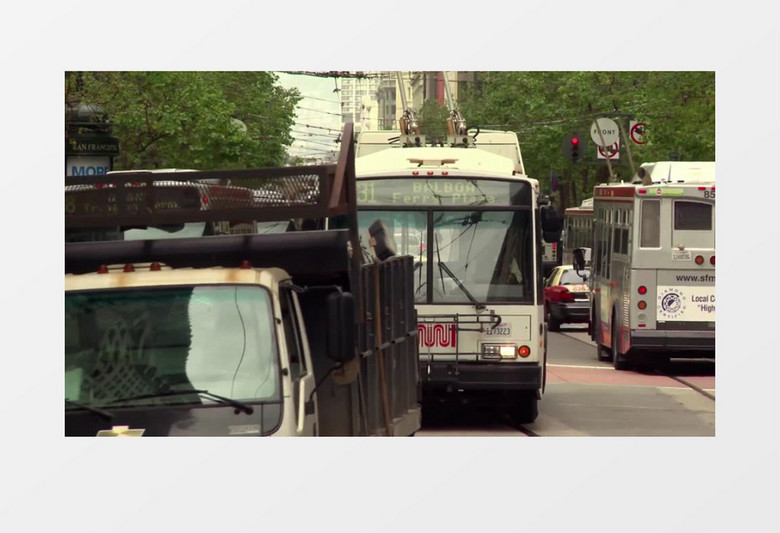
[
  {"x1": 357, "y1": 209, "x2": 533, "y2": 304},
  {"x1": 65, "y1": 285, "x2": 281, "y2": 408}
]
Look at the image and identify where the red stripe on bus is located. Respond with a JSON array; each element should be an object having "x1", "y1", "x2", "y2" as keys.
[{"x1": 594, "y1": 197, "x2": 634, "y2": 203}]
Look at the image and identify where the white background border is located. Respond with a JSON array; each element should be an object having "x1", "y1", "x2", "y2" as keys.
[{"x1": 3, "y1": 1, "x2": 779, "y2": 531}]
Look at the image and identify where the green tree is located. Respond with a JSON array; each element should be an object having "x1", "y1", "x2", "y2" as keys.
[
  {"x1": 459, "y1": 71, "x2": 715, "y2": 207},
  {"x1": 65, "y1": 72, "x2": 301, "y2": 170},
  {"x1": 418, "y1": 99, "x2": 450, "y2": 139}
]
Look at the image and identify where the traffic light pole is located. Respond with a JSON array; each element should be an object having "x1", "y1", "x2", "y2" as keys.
[{"x1": 617, "y1": 118, "x2": 637, "y2": 178}]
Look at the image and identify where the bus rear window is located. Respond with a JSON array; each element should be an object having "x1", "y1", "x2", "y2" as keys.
[
  {"x1": 640, "y1": 200, "x2": 660, "y2": 248},
  {"x1": 674, "y1": 201, "x2": 712, "y2": 230}
]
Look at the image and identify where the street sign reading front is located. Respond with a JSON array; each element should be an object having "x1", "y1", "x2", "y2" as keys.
[{"x1": 590, "y1": 118, "x2": 619, "y2": 147}]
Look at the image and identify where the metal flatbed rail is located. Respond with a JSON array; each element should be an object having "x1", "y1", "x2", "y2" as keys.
[{"x1": 65, "y1": 125, "x2": 358, "y2": 230}]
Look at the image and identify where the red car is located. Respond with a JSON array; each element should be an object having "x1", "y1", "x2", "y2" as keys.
[{"x1": 543, "y1": 265, "x2": 590, "y2": 331}]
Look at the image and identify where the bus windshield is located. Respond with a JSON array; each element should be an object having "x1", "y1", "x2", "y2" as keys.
[
  {"x1": 65, "y1": 285, "x2": 281, "y2": 409},
  {"x1": 356, "y1": 209, "x2": 534, "y2": 305}
]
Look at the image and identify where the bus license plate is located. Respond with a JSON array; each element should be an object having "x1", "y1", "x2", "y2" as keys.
[
  {"x1": 485, "y1": 324, "x2": 511, "y2": 336},
  {"x1": 672, "y1": 250, "x2": 692, "y2": 261}
]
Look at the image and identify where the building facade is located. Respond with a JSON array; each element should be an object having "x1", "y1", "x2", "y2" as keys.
[
  {"x1": 338, "y1": 71, "x2": 480, "y2": 133},
  {"x1": 336, "y1": 74, "x2": 381, "y2": 132}
]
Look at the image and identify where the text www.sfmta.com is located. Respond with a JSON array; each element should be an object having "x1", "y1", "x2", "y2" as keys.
[{"x1": 675, "y1": 274, "x2": 715, "y2": 282}]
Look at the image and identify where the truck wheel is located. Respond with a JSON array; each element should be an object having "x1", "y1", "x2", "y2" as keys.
[
  {"x1": 612, "y1": 319, "x2": 632, "y2": 371},
  {"x1": 510, "y1": 392, "x2": 538, "y2": 425}
]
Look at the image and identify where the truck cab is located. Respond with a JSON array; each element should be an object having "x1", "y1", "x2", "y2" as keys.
[{"x1": 65, "y1": 124, "x2": 421, "y2": 436}]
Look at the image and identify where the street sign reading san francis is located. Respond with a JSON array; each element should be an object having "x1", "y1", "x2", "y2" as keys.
[{"x1": 590, "y1": 118, "x2": 619, "y2": 147}]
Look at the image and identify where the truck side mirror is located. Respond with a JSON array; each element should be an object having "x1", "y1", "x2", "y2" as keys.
[
  {"x1": 572, "y1": 248, "x2": 586, "y2": 272},
  {"x1": 326, "y1": 292, "x2": 356, "y2": 363}
]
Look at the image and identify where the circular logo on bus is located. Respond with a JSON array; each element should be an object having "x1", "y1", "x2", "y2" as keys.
[{"x1": 658, "y1": 289, "x2": 687, "y2": 319}]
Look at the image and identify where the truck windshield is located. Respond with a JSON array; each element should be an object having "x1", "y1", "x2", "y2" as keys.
[{"x1": 65, "y1": 285, "x2": 281, "y2": 409}]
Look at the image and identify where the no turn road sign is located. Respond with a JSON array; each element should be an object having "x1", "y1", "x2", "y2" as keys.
[
  {"x1": 629, "y1": 121, "x2": 648, "y2": 145},
  {"x1": 597, "y1": 140, "x2": 620, "y2": 160},
  {"x1": 590, "y1": 118, "x2": 619, "y2": 147}
]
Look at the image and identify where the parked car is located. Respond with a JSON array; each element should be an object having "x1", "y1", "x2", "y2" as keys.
[{"x1": 543, "y1": 265, "x2": 590, "y2": 331}]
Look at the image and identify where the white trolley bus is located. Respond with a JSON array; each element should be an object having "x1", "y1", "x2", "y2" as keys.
[
  {"x1": 562, "y1": 197, "x2": 593, "y2": 267},
  {"x1": 580, "y1": 161, "x2": 716, "y2": 370},
  {"x1": 352, "y1": 129, "x2": 561, "y2": 423}
]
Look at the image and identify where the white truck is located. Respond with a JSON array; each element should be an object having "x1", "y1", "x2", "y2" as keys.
[{"x1": 64, "y1": 124, "x2": 421, "y2": 436}]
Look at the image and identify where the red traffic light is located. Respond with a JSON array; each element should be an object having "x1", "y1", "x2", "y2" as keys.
[{"x1": 563, "y1": 133, "x2": 584, "y2": 162}]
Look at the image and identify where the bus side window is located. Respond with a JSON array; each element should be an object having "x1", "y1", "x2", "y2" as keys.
[
  {"x1": 612, "y1": 226, "x2": 621, "y2": 255},
  {"x1": 640, "y1": 200, "x2": 660, "y2": 248},
  {"x1": 593, "y1": 221, "x2": 601, "y2": 275},
  {"x1": 604, "y1": 222, "x2": 611, "y2": 278}
]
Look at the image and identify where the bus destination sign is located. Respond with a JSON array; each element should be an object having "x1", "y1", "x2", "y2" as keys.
[{"x1": 357, "y1": 178, "x2": 531, "y2": 207}]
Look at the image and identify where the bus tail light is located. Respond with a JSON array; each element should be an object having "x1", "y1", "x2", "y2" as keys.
[
  {"x1": 518, "y1": 345, "x2": 531, "y2": 358},
  {"x1": 710, "y1": 255, "x2": 715, "y2": 266},
  {"x1": 638, "y1": 285, "x2": 647, "y2": 295},
  {"x1": 123, "y1": 264, "x2": 135, "y2": 272},
  {"x1": 97, "y1": 265, "x2": 109, "y2": 274},
  {"x1": 695, "y1": 255, "x2": 704, "y2": 265},
  {"x1": 638, "y1": 301, "x2": 647, "y2": 310}
]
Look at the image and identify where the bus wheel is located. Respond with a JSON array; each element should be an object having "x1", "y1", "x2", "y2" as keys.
[
  {"x1": 510, "y1": 392, "x2": 538, "y2": 425},
  {"x1": 612, "y1": 320, "x2": 632, "y2": 371},
  {"x1": 594, "y1": 315, "x2": 612, "y2": 361},
  {"x1": 596, "y1": 344, "x2": 612, "y2": 362}
]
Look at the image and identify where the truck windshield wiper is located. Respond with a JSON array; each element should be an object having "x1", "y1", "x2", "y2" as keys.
[
  {"x1": 105, "y1": 389, "x2": 254, "y2": 414},
  {"x1": 65, "y1": 399, "x2": 114, "y2": 421}
]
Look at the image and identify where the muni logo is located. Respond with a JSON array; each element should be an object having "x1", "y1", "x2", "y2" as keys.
[{"x1": 418, "y1": 323, "x2": 457, "y2": 348}]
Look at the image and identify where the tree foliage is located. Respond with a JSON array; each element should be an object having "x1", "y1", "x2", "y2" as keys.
[
  {"x1": 458, "y1": 71, "x2": 715, "y2": 207},
  {"x1": 418, "y1": 99, "x2": 450, "y2": 139},
  {"x1": 65, "y1": 72, "x2": 301, "y2": 170}
]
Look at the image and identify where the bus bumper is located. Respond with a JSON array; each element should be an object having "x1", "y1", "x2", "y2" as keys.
[
  {"x1": 420, "y1": 362, "x2": 542, "y2": 391},
  {"x1": 630, "y1": 329, "x2": 715, "y2": 357}
]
